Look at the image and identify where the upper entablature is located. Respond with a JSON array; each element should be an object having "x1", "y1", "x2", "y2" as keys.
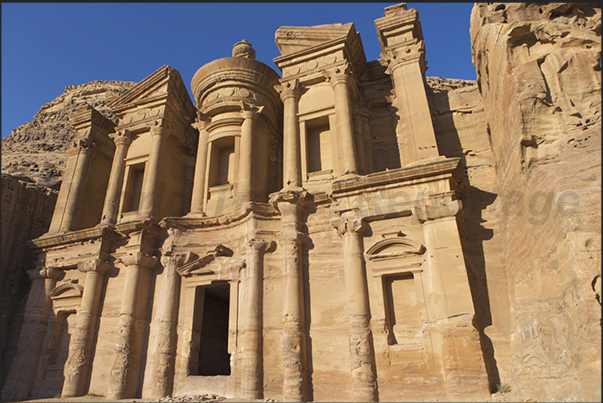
[{"x1": 274, "y1": 22, "x2": 367, "y2": 82}]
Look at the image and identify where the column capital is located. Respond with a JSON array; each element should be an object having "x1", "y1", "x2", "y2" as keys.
[
  {"x1": 77, "y1": 257, "x2": 112, "y2": 274},
  {"x1": 28, "y1": 265, "x2": 63, "y2": 280},
  {"x1": 246, "y1": 238, "x2": 274, "y2": 252},
  {"x1": 150, "y1": 120, "x2": 169, "y2": 136},
  {"x1": 275, "y1": 78, "x2": 300, "y2": 102},
  {"x1": 191, "y1": 112, "x2": 210, "y2": 132},
  {"x1": 110, "y1": 129, "x2": 133, "y2": 147},
  {"x1": 412, "y1": 193, "x2": 462, "y2": 222},
  {"x1": 323, "y1": 63, "x2": 353, "y2": 87},
  {"x1": 120, "y1": 252, "x2": 159, "y2": 269},
  {"x1": 66, "y1": 137, "x2": 95, "y2": 156},
  {"x1": 332, "y1": 216, "x2": 366, "y2": 236},
  {"x1": 240, "y1": 102, "x2": 264, "y2": 118},
  {"x1": 269, "y1": 187, "x2": 309, "y2": 207},
  {"x1": 160, "y1": 251, "x2": 196, "y2": 269},
  {"x1": 381, "y1": 41, "x2": 425, "y2": 74}
]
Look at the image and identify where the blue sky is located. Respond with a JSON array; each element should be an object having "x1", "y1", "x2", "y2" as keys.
[{"x1": 1, "y1": 3, "x2": 476, "y2": 139}]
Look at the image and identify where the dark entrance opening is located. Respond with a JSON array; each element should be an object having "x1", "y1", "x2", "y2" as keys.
[{"x1": 196, "y1": 281, "x2": 231, "y2": 375}]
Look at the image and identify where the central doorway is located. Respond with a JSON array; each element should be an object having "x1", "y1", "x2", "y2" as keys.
[{"x1": 194, "y1": 281, "x2": 231, "y2": 376}]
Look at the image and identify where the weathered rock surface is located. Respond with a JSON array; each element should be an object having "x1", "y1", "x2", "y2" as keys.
[
  {"x1": 0, "y1": 174, "x2": 58, "y2": 392},
  {"x1": 470, "y1": 3, "x2": 601, "y2": 401},
  {"x1": 1, "y1": 80, "x2": 135, "y2": 188}
]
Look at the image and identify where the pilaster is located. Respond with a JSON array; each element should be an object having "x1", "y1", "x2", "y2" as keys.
[{"x1": 412, "y1": 194, "x2": 488, "y2": 398}]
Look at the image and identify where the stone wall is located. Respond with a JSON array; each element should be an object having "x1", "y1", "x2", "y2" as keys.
[
  {"x1": 470, "y1": 3, "x2": 601, "y2": 401},
  {"x1": 0, "y1": 174, "x2": 58, "y2": 391}
]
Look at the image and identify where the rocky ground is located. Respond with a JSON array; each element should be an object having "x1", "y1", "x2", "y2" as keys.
[{"x1": 17, "y1": 392, "x2": 530, "y2": 403}]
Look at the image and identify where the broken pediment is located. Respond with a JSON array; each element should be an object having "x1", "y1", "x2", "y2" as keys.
[
  {"x1": 49, "y1": 282, "x2": 84, "y2": 301},
  {"x1": 176, "y1": 245, "x2": 244, "y2": 277},
  {"x1": 275, "y1": 23, "x2": 355, "y2": 56},
  {"x1": 107, "y1": 65, "x2": 196, "y2": 121},
  {"x1": 365, "y1": 237, "x2": 425, "y2": 261},
  {"x1": 274, "y1": 23, "x2": 367, "y2": 77}
]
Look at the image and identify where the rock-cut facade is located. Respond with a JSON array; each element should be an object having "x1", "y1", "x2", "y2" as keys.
[{"x1": 2, "y1": 3, "x2": 600, "y2": 402}]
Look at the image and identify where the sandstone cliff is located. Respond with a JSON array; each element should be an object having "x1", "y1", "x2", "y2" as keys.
[
  {"x1": 0, "y1": 175, "x2": 58, "y2": 391},
  {"x1": 2, "y1": 80, "x2": 135, "y2": 188},
  {"x1": 470, "y1": 3, "x2": 601, "y2": 401}
]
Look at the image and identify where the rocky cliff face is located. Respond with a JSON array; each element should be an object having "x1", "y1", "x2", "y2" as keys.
[
  {"x1": 0, "y1": 175, "x2": 58, "y2": 391},
  {"x1": 470, "y1": 3, "x2": 601, "y2": 401},
  {"x1": 1, "y1": 80, "x2": 135, "y2": 188}
]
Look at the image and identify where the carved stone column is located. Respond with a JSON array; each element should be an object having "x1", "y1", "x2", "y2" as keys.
[
  {"x1": 100, "y1": 130, "x2": 132, "y2": 225},
  {"x1": 60, "y1": 139, "x2": 95, "y2": 231},
  {"x1": 326, "y1": 65, "x2": 358, "y2": 176},
  {"x1": 361, "y1": 113, "x2": 375, "y2": 174},
  {"x1": 241, "y1": 238, "x2": 272, "y2": 400},
  {"x1": 190, "y1": 114, "x2": 210, "y2": 215},
  {"x1": 62, "y1": 258, "x2": 112, "y2": 397},
  {"x1": 107, "y1": 252, "x2": 158, "y2": 400},
  {"x1": 238, "y1": 103, "x2": 263, "y2": 204},
  {"x1": 145, "y1": 251, "x2": 194, "y2": 398},
  {"x1": 332, "y1": 216, "x2": 378, "y2": 402},
  {"x1": 270, "y1": 189, "x2": 308, "y2": 402},
  {"x1": 353, "y1": 113, "x2": 368, "y2": 175},
  {"x1": 1, "y1": 266, "x2": 62, "y2": 402},
  {"x1": 276, "y1": 79, "x2": 302, "y2": 188},
  {"x1": 139, "y1": 122, "x2": 167, "y2": 219}
]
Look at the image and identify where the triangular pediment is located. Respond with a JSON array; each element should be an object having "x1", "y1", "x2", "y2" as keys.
[{"x1": 107, "y1": 65, "x2": 196, "y2": 119}]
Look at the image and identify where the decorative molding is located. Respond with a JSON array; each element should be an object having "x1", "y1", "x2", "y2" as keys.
[
  {"x1": 365, "y1": 237, "x2": 425, "y2": 260},
  {"x1": 49, "y1": 283, "x2": 84, "y2": 300},
  {"x1": 412, "y1": 193, "x2": 462, "y2": 222},
  {"x1": 176, "y1": 245, "x2": 240, "y2": 277}
]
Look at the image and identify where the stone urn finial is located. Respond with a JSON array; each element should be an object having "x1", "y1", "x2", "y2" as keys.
[{"x1": 232, "y1": 39, "x2": 256, "y2": 60}]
